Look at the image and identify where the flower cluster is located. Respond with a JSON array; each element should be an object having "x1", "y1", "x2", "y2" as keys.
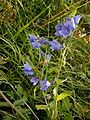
[
  {"x1": 29, "y1": 34, "x2": 49, "y2": 49},
  {"x1": 29, "y1": 34, "x2": 63, "y2": 51},
  {"x1": 23, "y1": 15, "x2": 81, "y2": 91},
  {"x1": 55, "y1": 15, "x2": 81, "y2": 38},
  {"x1": 23, "y1": 62, "x2": 50, "y2": 91}
]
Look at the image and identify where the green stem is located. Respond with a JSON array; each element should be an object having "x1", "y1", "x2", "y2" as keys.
[{"x1": 54, "y1": 86, "x2": 58, "y2": 120}]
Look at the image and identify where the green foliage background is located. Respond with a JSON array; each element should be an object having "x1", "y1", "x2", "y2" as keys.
[{"x1": 0, "y1": 0, "x2": 90, "y2": 120}]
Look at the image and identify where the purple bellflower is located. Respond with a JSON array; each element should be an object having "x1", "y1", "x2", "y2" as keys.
[
  {"x1": 55, "y1": 15, "x2": 81, "y2": 38},
  {"x1": 29, "y1": 34, "x2": 37, "y2": 42},
  {"x1": 30, "y1": 77, "x2": 38, "y2": 86},
  {"x1": 29, "y1": 34, "x2": 49, "y2": 48},
  {"x1": 49, "y1": 40, "x2": 63, "y2": 51},
  {"x1": 32, "y1": 41, "x2": 41, "y2": 48},
  {"x1": 23, "y1": 62, "x2": 34, "y2": 76},
  {"x1": 40, "y1": 78, "x2": 50, "y2": 91}
]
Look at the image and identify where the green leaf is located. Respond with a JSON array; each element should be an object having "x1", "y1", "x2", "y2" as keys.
[
  {"x1": 84, "y1": 15, "x2": 90, "y2": 24},
  {"x1": 75, "y1": 102, "x2": 82, "y2": 117},
  {"x1": 7, "y1": 90, "x2": 14, "y2": 100},
  {"x1": 78, "y1": 72, "x2": 86, "y2": 79},
  {"x1": 34, "y1": 86, "x2": 37, "y2": 99},
  {"x1": 69, "y1": 9, "x2": 77, "y2": 17},
  {"x1": 63, "y1": 112, "x2": 73, "y2": 120},
  {"x1": 56, "y1": 79, "x2": 67, "y2": 85},
  {"x1": 0, "y1": 102, "x2": 10, "y2": 107},
  {"x1": 35, "y1": 105, "x2": 48, "y2": 110},
  {"x1": 49, "y1": 101, "x2": 55, "y2": 108},
  {"x1": 0, "y1": 76, "x2": 6, "y2": 80},
  {"x1": 57, "y1": 91, "x2": 72, "y2": 101},
  {"x1": 87, "y1": 71, "x2": 90, "y2": 77},
  {"x1": 62, "y1": 97, "x2": 72, "y2": 111},
  {"x1": 14, "y1": 97, "x2": 27, "y2": 106},
  {"x1": 48, "y1": 67, "x2": 58, "y2": 74},
  {"x1": 0, "y1": 3, "x2": 4, "y2": 11},
  {"x1": 17, "y1": 84, "x2": 23, "y2": 96},
  {"x1": 86, "y1": 112, "x2": 90, "y2": 119}
]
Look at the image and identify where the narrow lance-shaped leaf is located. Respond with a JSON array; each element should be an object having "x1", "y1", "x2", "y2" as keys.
[{"x1": 57, "y1": 91, "x2": 72, "y2": 101}]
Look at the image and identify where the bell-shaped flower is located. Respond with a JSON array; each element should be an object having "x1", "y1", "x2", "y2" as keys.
[
  {"x1": 23, "y1": 62, "x2": 34, "y2": 76},
  {"x1": 29, "y1": 34, "x2": 49, "y2": 48},
  {"x1": 49, "y1": 40, "x2": 63, "y2": 51},
  {"x1": 40, "y1": 78, "x2": 50, "y2": 91},
  {"x1": 55, "y1": 15, "x2": 81, "y2": 38},
  {"x1": 30, "y1": 77, "x2": 38, "y2": 86}
]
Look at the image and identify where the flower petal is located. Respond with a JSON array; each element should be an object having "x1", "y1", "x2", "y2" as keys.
[
  {"x1": 30, "y1": 77, "x2": 38, "y2": 86},
  {"x1": 32, "y1": 42, "x2": 41, "y2": 48},
  {"x1": 23, "y1": 62, "x2": 34, "y2": 76},
  {"x1": 40, "y1": 78, "x2": 50, "y2": 91},
  {"x1": 74, "y1": 15, "x2": 81, "y2": 25},
  {"x1": 29, "y1": 34, "x2": 37, "y2": 42}
]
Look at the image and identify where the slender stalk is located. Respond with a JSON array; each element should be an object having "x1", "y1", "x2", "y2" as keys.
[
  {"x1": 54, "y1": 86, "x2": 58, "y2": 120},
  {"x1": 0, "y1": 110, "x2": 17, "y2": 119},
  {"x1": 2, "y1": 81, "x2": 39, "y2": 120},
  {"x1": 0, "y1": 90, "x2": 27, "y2": 120}
]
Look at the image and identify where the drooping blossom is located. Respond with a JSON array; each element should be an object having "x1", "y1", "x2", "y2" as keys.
[
  {"x1": 29, "y1": 34, "x2": 37, "y2": 42},
  {"x1": 23, "y1": 62, "x2": 34, "y2": 76},
  {"x1": 55, "y1": 15, "x2": 81, "y2": 38},
  {"x1": 40, "y1": 78, "x2": 50, "y2": 91},
  {"x1": 29, "y1": 34, "x2": 49, "y2": 48},
  {"x1": 49, "y1": 40, "x2": 63, "y2": 51},
  {"x1": 30, "y1": 77, "x2": 38, "y2": 86}
]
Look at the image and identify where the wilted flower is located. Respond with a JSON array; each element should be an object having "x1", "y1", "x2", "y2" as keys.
[
  {"x1": 40, "y1": 78, "x2": 50, "y2": 91},
  {"x1": 45, "y1": 54, "x2": 52, "y2": 63},
  {"x1": 55, "y1": 15, "x2": 81, "y2": 38},
  {"x1": 40, "y1": 51, "x2": 45, "y2": 56},
  {"x1": 45, "y1": 94, "x2": 51, "y2": 100},
  {"x1": 30, "y1": 77, "x2": 38, "y2": 86},
  {"x1": 23, "y1": 62, "x2": 34, "y2": 75},
  {"x1": 29, "y1": 34, "x2": 49, "y2": 48},
  {"x1": 49, "y1": 40, "x2": 63, "y2": 51}
]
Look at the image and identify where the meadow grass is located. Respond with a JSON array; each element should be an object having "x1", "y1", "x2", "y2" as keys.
[{"x1": 0, "y1": 0, "x2": 90, "y2": 120}]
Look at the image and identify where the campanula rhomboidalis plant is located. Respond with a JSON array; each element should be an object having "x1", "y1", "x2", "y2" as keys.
[
  {"x1": 1, "y1": 1, "x2": 90, "y2": 120},
  {"x1": 22, "y1": 15, "x2": 82, "y2": 120}
]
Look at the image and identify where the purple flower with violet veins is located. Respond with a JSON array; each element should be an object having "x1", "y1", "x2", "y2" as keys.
[
  {"x1": 49, "y1": 40, "x2": 63, "y2": 51},
  {"x1": 29, "y1": 34, "x2": 49, "y2": 48},
  {"x1": 55, "y1": 15, "x2": 81, "y2": 38},
  {"x1": 23, "y1": 62, "x2": 34, "y2": 76},
  {"x1": 30, "y1": 77, "x2": 38, "y2": 86},
  {"x1": 40, "y1": 78, "x2": 50, "y2": 91}
]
